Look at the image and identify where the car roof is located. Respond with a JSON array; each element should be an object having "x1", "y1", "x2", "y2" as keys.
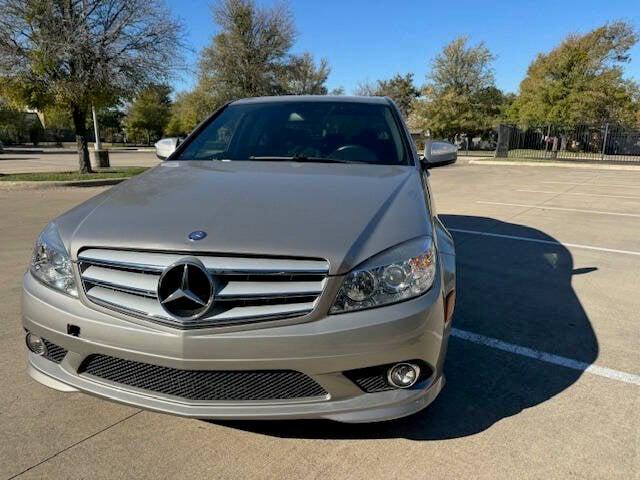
[{"x1": 231, "y1": 95, "x2": 392, "y2": 106}]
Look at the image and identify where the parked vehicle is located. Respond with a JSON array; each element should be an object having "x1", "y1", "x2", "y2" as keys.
[
  {"x1": 154, "y1": 137, "x2": 182, "y2": 159},
  {"x1": 23, "y1": 96, "x2": 456, "y2": 423},
  {"x1": 423, "y1": 139, "x2": 458, "y2": 166}
]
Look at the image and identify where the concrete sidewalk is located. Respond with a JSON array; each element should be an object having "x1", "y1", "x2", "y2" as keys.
[
  {"x1": 0, "y1": 149, "x2": 159, "y2": 174},
  {"x1": 469, "y1": 158, "x2": 640, "y2": 171}
]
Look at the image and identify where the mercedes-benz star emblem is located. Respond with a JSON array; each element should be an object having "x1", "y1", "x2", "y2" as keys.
[
  {"x1": 188, "y1": 230, "x2": 207, "y2": 241},
  {"x1": 157, "y1": 259, "x2": 215, "y2": 320}
]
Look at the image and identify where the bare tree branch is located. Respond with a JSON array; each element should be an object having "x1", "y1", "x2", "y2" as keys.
[{"x1": 0, "y1": 0, "x2": 185, "y2": 172}]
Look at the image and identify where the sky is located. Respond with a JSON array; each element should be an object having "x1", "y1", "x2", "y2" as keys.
[{"x1": 166, "y1": 0, "x2": 640, "y2": 95}]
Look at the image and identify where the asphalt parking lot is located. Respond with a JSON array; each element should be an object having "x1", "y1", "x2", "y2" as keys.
[{"x1": 1, "y1": 161, "x2": 638, "y2": 479}]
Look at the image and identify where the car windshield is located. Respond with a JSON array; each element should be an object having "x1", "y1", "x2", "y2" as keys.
[{"x1": 175, "y1": 101, "x2": 410, "y2": 165}]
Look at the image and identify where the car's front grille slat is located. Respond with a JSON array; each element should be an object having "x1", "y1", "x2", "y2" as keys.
[
  {"x1": 86, "y1": 286, "x2": 166, "y2": 317},
  {"x1": 218, "y1": 280, "x2": 325, "y2": 299},
  {"x1": 80, "y1": 354, "x2": 328, "y2": 401},
  {"x1": 211, "y1": 301, "x2": 316, "y2": 322},
  {"x1": 82, "y1": 265, "x2": 158, "y2": 297},
  {"x1": 79, "y1": 249, "x2": 329, "y2": 274},
  {"x1": 78, "y1": 249, "x2": 328, "y2": 328}
]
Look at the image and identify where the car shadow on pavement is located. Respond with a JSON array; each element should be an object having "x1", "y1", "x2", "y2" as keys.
[{"x1": 211, "y1": 215, "x2": 598, "y2": 441}]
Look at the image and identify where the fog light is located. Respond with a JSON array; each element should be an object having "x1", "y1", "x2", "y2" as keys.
[
  {"x1": 387, "y1": 363, "x2": 420, "y2": 389},
  {"x1": 26, "y1": 333, "x2": 47, "y2": 356}
]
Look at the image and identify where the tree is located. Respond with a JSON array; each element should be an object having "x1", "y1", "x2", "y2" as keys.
[
  {"x1": 409, "y1": 37, "x2": 505, "y2": 138},
  {"x1": 377, "y1": 74, "x2": 420, "y2": 117},
  {"x1": 125, "y1": 85, "x2": 172, "y2": 144},
  {"x1": 199, "y1": 0, "x2": 295, "y2": 103},
  {"x1": 166, "y1": 84, "x2": 228, "y2": 137},
  {"x1": 282, "y1": 53, "x2": 330, "y2": 95},
  {"x1": 165, "y1": 92, "x2": 199, "y2": 137},
  {"x1": 429, "y1": 37, "x2": 495, "y2": 96},
  {"x1": 95, "y1": 106, "x2": 126, "y2": 143},
  {"x1": 354, "y1": 74, "x2": 419, "y2": 117},
  {"x1": 0, "y1": 0, "x2": 184, "y2": 172},
  {"x1": 40, "y1": 106, "x2": 73, "y2": 146},
  {"x1": 186, "y1": 0, "x2": 330, "y2": 119},
  {"x1": 0, "y1": 97, "x2": 28, "y2": 143},
  {"x1": 354, "y1": 81, "x2": 377, "y2": 97},
  {"x1": 509, "y1": 21, "x2": 639, "y2": 127}
]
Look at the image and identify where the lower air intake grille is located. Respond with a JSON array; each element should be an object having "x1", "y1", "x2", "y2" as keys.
[
  {"x1": 344, "y1": 367, "x2": 394, "y2": 393},
  {"x1": 43, "y1": 339, "x2": 67, "y2": 364},
  {"x1": 80, "y1": 355, "x2": 328, "y2": 401}
]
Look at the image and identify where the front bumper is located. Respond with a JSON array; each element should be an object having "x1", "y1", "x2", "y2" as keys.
[{"x1": 23, "y1": 271, "x2": 451, "y2": 423}]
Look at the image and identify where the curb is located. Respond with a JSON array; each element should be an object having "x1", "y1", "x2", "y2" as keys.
[
  {"x1": 469, "y1": 159, "x2": 640, "y2": 171},
  {"x1": 2, "y1": 147, "x2": 155, "y2": 154},
  {"x1": 0, "y1": 178, "x2": 126, "y2": 190}
]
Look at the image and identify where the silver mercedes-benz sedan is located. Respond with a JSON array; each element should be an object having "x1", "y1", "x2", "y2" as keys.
[{"x1": 23, "y1": 96, "x2": 456, "y2": 423}]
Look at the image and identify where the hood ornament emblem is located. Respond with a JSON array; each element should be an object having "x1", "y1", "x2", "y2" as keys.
[
  {"x1": 157, "y1": 259, "x2": 215, "y2": 320},
  {"x1": 188, "y1": 230, "x2": 207, "y2": 241}
]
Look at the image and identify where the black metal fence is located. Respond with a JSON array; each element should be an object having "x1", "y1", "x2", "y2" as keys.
[
  {"x1": 498, "y1": 124, "x2": 640, "y2": 163},
  {"x1": 455, "y1": 133, "x2": 497, "y2": 157}
]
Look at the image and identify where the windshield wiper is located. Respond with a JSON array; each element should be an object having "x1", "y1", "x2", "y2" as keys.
[{"x1": 248, "y1": 155, "x2": 349, "y2": 164}]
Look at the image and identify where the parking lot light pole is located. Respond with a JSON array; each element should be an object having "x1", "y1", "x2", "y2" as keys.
[
  {"x1": 91, "y1": 105, "x2": 110, "y2": 168},
  {"x1": 92, "y1": 105, "x2": 102, "y2": 151}
]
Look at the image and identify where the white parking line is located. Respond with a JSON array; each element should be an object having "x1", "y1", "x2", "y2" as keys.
[
  {"x1": 517, "y1": 189, "x2": 640, "y2": 200},
  {"x1": 451, "y1": 328, "x2": 640, "y2": 386},
  {"x1": 449, "y1": 228, "x2": 640, "y2": 256},
  {"x1": 543, "y1": 181, "x2": 640, "y2": 189},
  {"x1": 477, "y1": 201, "x2": 640, "y2": 218}
]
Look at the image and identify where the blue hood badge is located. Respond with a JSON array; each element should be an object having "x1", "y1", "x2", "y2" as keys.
[{"x1": 188, "y1": 231, "x2": 207, "y2": 241}]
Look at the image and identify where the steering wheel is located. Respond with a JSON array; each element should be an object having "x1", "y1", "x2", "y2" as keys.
[{"x1": 328, "y1": 145, "x2": 378, "y2": 163}]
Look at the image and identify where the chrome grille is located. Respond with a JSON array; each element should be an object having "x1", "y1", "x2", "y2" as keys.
[{"x1": 78, "y1": 248, "x2": 329, "y2": 328}]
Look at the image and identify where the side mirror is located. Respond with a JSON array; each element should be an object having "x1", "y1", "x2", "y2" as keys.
[
  {"x1": 155, "y1": 138, "x2": 180, "y2": 160},
  {"x1": 423, "y1": 140, "x2": 457, "y2": 168},
  {"x1": 421, "y1": 142, "x2": 433, "y2": 170}
]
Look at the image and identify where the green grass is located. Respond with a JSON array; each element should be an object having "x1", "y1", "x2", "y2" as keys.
[
  {"x1": 507, "y1": 149, "x2": 640, "y2": 162},
  {"x1": 0, "y1": 166, "x2": 149, "y2": 182}
]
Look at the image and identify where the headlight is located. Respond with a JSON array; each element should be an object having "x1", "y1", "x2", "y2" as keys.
[
  {"x1": 30, "y1": 223, "x2": 78, "y2": 297},
  {"x1": 330, "y1": 237, "x2": 436, "y2": 313}
]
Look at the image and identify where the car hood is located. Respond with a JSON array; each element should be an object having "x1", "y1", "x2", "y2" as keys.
[{"x1": 57, "y1": 161, "x2": 431, "y2": 275}]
